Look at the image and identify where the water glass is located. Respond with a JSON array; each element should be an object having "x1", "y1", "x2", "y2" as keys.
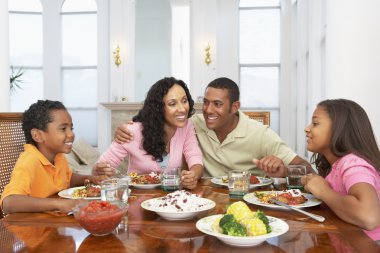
[
  {"x1": 101, "y1": 178, "x2": 129, "y2": 203},
  {"x1": 117, "y1": 178, "x2": 129, "y2": 204},
  {"x1": 228, "y1": 170, "x2": 250, "y2": 199},
  {"x1": 160, "y1": 166, "x2": 181, "y2": 191},
  {"x1": 286, "y1": 165, "x2": 307, "y2": 190}
]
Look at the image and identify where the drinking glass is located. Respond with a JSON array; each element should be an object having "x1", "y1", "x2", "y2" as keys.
[
  {"x1": 286, "y1": 165, "x2": 307, "y2": 190},
  {"x1": 160, "y1": 166, "x2": 181, "y2": 191},
  {"x1": 228, "y1": 170, "x2": 250, "y2": 199},
  {"x1": 117, "y1": 177, "x2": 129, "y2": 204},
  {"x1": 101, "y1": 178, "x2": 129, "y2": 203}
]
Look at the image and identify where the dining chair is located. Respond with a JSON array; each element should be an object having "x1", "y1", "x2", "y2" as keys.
[
  {"x1": 0, "y1": 113, "x2": 25, "y2": 218},
  {"x1": 243, "y1": 111, "x2": 270, "y2": 126}
]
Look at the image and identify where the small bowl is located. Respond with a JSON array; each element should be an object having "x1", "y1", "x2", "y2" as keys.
[{"x1": 73, "y1": 200, "x2": 128, "y2": 236}]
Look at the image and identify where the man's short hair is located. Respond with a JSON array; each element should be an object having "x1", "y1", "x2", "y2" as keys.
[{"x1": 207, "y1": 77, "x2": 240, "y2": 104}]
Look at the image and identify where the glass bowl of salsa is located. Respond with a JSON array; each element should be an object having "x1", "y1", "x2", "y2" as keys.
[{"x1": 73, "y1": 200, "x2": 128, "y2": 236}]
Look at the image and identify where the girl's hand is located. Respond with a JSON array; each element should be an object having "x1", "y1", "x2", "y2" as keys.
[
  {"x1": 302, "y1": 174, "x2": 331, "y2": 198},
  {"x1": 181, "y1": 170, "x2": 198, "y2": 190}
]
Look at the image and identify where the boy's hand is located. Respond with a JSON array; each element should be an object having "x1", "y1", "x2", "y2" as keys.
[
  {"x1": 56, "y1": 199, "x2": 86, "y2": 213},
  {"x1": 114, "y1": 122, "x2": 134, "y2": 144}
]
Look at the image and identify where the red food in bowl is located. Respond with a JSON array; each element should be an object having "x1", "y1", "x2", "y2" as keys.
[{"x1": 73, "y1": 200, "x2": 128, "y2": 236}]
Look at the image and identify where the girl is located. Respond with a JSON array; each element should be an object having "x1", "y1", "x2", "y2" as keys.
[{"x1": 303, "y1": 99, "x2": 380, "y2": 242}]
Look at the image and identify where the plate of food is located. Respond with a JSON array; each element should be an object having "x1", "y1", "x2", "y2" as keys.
[
  {"x1": 211, "y1": 175, "x2": 273, "y2": 189},
  {"x1": 141, "y1": 190, "x2": 215, "y2": 220},
  {"x1": 129, "y1": 172, "x2": 161, "y2": 189},
  {"x1": 243, "y1": 189, "x2": 322, "y2": 209},
  {"x1": 58, "y1": 185, "x2": 101, "y2": 200},
  {"x1": 195, "y1": 201, "x2": 289, "y2": 247}
]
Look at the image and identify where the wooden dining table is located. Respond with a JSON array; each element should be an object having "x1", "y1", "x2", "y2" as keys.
[{"x1": 1, "y1": 179, "x2": 379, "y2": 253}]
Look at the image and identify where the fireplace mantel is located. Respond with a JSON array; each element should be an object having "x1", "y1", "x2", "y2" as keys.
[
  {"x1": 100, "y1": 102, "x2": 143, "y2": 111},
  {"x1": 101, "y1": 102, "x2": 202, "y2": 111}
]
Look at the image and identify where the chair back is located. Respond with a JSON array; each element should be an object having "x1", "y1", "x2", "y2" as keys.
[
  {"x1": 243, "y1": 111, "x2": 270, "y2": 126},
  {"x1": 0, "y1": 113, "x2": 25, "y2": 218}
]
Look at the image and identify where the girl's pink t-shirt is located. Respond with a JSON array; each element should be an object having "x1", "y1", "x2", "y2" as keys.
[{"x1": 326, "y1": 153, "x2": 380, "y2": 240}]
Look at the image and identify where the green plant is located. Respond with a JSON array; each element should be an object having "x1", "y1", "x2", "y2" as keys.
[{"x1": 10, "y1": 66, "x2": 24, "y2": 92}]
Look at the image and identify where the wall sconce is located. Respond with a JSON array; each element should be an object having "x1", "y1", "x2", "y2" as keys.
[
  {"x1": 204, "y1": 42, "x2": 211, "y2": 65},
  {"x1": 113, "y1": 45, "x2": 121, "y2": 67}
]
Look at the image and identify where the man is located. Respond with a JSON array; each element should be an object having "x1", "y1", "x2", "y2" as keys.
[
  {"x1": 98, "y1": 77, "x2": 310, "y2": 178},
  {"x1": 190, "y1": 77, "x2": 310, "y2": 177}
]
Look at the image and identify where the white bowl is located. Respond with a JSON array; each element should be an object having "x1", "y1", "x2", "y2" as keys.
[
  {"x1": 141, "y1": 196, "x2": 215, "y2": 221},
  {"x1": 196, "y1": 214, "x2": 289, "y2": 247}
]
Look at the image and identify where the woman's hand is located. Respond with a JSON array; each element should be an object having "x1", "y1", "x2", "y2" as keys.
[
  {"x1": 89, "y1": 175, "x2": 109, "y2": 185},
  {"x1": 92, "y1": 162, "x2": 116, "y2": 177},
  {"x1": 181, "y1": 170, "x2": 198, "y2": 190}
]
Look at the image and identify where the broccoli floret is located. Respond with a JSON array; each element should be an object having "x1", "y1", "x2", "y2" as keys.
[
  {"x1": 256, "y1": 210, "x2": 272, "y2": 233},
  {"x1": 219, "y1": 214, "x2": 247, "y2": 236},
  {"x1": 222, "y1": 221, "x2": 247, "y2": 236},
  {"x1": 219, "y1": 214, "x2": 234, "y2": 227}
]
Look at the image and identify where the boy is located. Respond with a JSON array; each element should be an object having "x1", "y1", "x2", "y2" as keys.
[{"x1": 0, "y1": 100, "x2": 107, "y2": 214}]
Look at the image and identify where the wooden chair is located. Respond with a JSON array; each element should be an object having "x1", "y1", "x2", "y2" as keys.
[
  {"x1": 243, "y1": 111, "x2": 270, "y2": 126},
  {"x1": 0, "y1": 113, "x2": 25, "y2": 218}
]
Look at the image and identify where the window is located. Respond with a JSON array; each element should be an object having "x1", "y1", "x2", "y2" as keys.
[
  {"x1": 61, "y1": 0, "x2": 98, "y2": 145},
  {"x1": 8, "y1": 0, "x2": 99, "y2": 146},
  {"x1": 8, "y1": 0, "x2": 43, "y2": 112},
  {"x1": 239, "y1": 0, "x2": 280, "y2": 133}
]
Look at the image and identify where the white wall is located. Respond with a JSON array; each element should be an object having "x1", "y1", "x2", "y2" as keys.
[
  {"x1": 135, "y1": 0, "x2": 171, "y2": 101},
  {"x1": 325, "y1": 0, "x2": 380, "y2": 142}
]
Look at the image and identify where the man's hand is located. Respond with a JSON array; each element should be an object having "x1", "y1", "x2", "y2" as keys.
[
  {"x1": 114, "y1": 122, "x2": 134, "y2": 144},
  {"x1": 92, "y1": 162, "x2": 116, "y2": 177},
  {"x1": 252, "y1": 155, "x2": 286, "y2": 177}
]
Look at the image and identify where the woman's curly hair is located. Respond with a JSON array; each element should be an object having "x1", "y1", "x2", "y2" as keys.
[
  {"x1": 133, "y1": 77, "x2": 195, "y2": 162},
  {"x1": 22, "y1": 100, "x2": 67, "y2": 145}
]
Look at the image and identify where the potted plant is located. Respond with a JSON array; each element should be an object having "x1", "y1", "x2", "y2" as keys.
[{"x1": 9, "y1": 66, "x2": 24, "y2": 92}]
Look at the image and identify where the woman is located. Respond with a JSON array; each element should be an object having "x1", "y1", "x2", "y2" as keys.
[{"x1": 95, "y1": 77, "x2": 203, "y2": 189}]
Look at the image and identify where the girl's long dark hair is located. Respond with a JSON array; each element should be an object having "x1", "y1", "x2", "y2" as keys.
[
  {"x1": 133, "y1": 77, "x2": 194, "y2": 162},
  {"x1": 311, "y1": 99, "x2": 380, "y2": 177}
]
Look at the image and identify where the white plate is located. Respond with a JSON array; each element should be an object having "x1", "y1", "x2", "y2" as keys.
[
  {"x1": 141, "y1": 197, "x2": 215, "y2": 221},
  {"x1": 58, "y1": 186, "x2": 131, "y2": 200},
  {"x1": 196, "y1": 214, "x2": 289, "y2": 247},
  {"x1": 211, "y1": 177, "x2": 273, "y2": 189},
  {"x1": 129, "y1": 183, "x2": 161, "y2": 189},
  {"x1": 58, "y1": 186, "x2": 101, "y2": 200},
  {"x1": 243, "y1": 191, "x2": 322, "y2": 209}
]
